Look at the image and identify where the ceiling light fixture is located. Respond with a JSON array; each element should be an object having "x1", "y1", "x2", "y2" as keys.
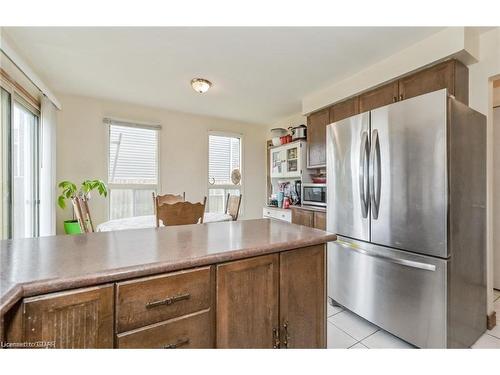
[{"x1": 191, "y1": 78, "x2": 212, "y2": 94}]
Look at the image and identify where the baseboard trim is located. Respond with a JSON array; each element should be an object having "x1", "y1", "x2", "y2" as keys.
[{"x1": 487, "y1": 311, "x2": 496, "y2": 330}]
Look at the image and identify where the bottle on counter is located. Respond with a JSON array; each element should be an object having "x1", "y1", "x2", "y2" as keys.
[{"x1": 283, "y1": 197, "x2": 290, "y2": 209}]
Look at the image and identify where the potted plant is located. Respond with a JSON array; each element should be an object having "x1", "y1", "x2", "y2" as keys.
[{"x1": 57, "y1": 179, "x2": 108, "y2": 234}]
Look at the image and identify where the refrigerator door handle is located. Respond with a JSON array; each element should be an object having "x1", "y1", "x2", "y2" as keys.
[
  {"x1": 369, "y1": 129, "x2": 381, "y2": 219},
  {"x1": 335, "y1": 239, "x2": 437, "y2": 272},
  {"x1": 359, "y1": 131, "x2": 369, "y2": 218}
]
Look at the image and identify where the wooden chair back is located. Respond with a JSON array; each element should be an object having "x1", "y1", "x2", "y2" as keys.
[
  {"x1": 225, "y1": 194, "x2": 242, "y2": 221},
  {"x1": 155, "y1": 197, "x2": 207, "y2": 227},
  {"x1": 71, "y1": 196, "x2": 95, "y2": 233},
  {"x1": 152, "y1": 192, "x2": 185, "y2": 216}
]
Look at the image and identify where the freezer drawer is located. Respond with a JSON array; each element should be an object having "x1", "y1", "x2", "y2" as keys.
[{"x1": 328, "y1": 237, "x2": 447, "y2": 348}]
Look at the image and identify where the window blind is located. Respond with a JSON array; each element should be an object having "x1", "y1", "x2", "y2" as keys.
[
  {"x1": 108, "y1": 124, "x2": 158, "y2": 185},
  {"x1": 208, "y1": 135, "x2": 241, "y2": 185}
]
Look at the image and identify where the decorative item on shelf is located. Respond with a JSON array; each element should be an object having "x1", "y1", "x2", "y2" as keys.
[
  {"x1": 283, "y1": 197, "x2": 290, "y2": 209},
  {"x1": 311, "y1": 172, "x2": 327, "y2": 184},
  {"x1": 231, "y1": 168, "x2": 241, "y2": 185},
  {"x1": 57, "y1": 179, "x2": 108, "y2": 235},
  {"x1": 277, "y1": 192, "x2": 285, "y2": 208},
  {"x1": 288, "y1": 124, "x2": 307, "y2": 141},
  {"x1": 270, "y1": 128, "x2": 288, "y2": 146},
  {"x1": 191, "y1": 78, "x2": 212, "y2": 94}
]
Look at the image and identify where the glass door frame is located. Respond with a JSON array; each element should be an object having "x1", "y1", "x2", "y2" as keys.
[
  {"x1": 0, "y1": 84, "x2": 13, "y2": 239},
  {"x1": 12, "y1": 93, "x2": 41, "y2": 238}
]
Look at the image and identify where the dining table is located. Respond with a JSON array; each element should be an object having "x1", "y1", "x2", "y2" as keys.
[{"x1": 96, "y1": 213, "x2": 233, "y2": 232}]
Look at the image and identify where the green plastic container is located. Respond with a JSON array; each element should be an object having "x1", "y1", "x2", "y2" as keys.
[{"x1": 64, "y1": 220, "x2": 82, "y2": 235}]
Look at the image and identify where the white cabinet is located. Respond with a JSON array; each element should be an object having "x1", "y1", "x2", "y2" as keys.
[
  {"x1": 269, "y1": 141, "x2": 306, "y2": 179},
  {"x1": 262, "y1": 207, "x2": 292, "y2": 223}
]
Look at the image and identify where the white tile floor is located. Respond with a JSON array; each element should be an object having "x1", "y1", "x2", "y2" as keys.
[{"x1": 327, "y1": 290, "x2": 500, "y2": 349}]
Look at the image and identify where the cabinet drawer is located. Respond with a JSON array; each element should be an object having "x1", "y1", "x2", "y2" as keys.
[
  {"x1": 116, "y1": 310, "x2": 213, "y2": 348},
  {"x1": 116, "y1": 266, "x2": 213, "y2": 332},
  {"x1": 262, "y1": 207, "x2": 291, "y2": 222}
]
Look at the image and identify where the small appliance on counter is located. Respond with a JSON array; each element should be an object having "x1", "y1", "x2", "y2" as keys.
[{"x1": 302, "y1": 183, "x2": 326, "y2": 207}]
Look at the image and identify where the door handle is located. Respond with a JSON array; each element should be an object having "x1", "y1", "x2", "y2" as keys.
[
  {"x1": 163, "y1": 337, "x2": 190, "y2": 349},
  {"x1": 359, "y1": 131, "x2": 369, "y2": 218},
  {"x1": 369, "y1": 130, "x2": 381, "y2": 220},
  {"x1": 272, "y1": 327, "x2": 280, "y2": 348},
  {"x1": 336, "y1": 239, "x2": 436, "y2": 272},
  {"x1": 282, "y1": 321, "x2": 289, "y2": 348},
  {"x1": 145, "y1": 292, "x2": 190, "y2": 309}
]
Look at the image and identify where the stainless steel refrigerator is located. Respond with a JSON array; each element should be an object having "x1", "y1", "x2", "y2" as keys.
[{"x1": 326, "y1": 89, "x2": 487, "y2": 348}]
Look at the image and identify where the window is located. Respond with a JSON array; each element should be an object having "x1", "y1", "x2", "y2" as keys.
[
  {"x1": 207, "y1": 132, "x2": 242, "y2": 214},
  {"x1": 107, "y1": 120, "x2": 160, "y2": 219}
]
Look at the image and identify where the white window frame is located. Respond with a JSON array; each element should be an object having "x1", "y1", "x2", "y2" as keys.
[
  {"x1": 207, "y1": 130, "x2": 244, "y2": 216},
  {"x1": 105, "y1": 118, "x2": 161, "y2": 220}
]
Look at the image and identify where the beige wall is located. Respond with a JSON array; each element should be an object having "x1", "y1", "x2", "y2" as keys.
[{"x1": 56, "y1": 93, "x2": 268, "y2": 234}]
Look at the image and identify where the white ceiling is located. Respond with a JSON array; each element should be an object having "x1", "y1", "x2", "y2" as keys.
[{"x1": 3, "y1": 27, "x2": 443, "y2": 125}]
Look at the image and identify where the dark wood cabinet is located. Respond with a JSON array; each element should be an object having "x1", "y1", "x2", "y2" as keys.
[
  {"x1": 329, "y1": 96, "x2": 360, "y2": 123},
  {"x1": 280, "y1": 246, "x2": 325, "y2": 348},
  {"x1": 313, "y1": 211, "x2": 327, "y2": 230},
  {"x1": 291, "y1": 207, "x2": 314, "y2": 227},
  {"x1": 399, "y1": 60, "x2": 468, "y2": 104},
  {"x1": 359, "y1": 81, "x2": 399, "y2": 112},
  {"x1": 7, "y1": 285, "x2": 114, "y2": 348},
  {"x1": 292, "y1": 207, "x2": 326, "y2": 231},
  {"x1": 216, "y1": 254, "x2": 280, "y2": 348},
  {"x1": 306, "y1": 59, "x2": 469, "y2": 168},
  {"x1": 307, "y1": 108, "x2": 330, "y2": 168}
]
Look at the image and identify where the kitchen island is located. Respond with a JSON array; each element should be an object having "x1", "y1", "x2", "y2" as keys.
[{"x1": 0, "y1": 219, "x2": 336, "y2": 349}]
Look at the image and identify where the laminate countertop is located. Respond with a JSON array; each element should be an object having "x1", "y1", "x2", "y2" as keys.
[{"x1": 0, "y1": 219, "x2": 336, "y2": 318}]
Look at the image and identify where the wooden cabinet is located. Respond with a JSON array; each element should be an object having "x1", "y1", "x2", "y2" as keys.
[
  {"x1": 116, "y1": 266, "x2": 213, "y2": 332},
  {"x1": 291, "y1": 207, "x2": 314, "y2": 227},
  {"x1": 216, "y1": 247, "x2": 326, "y2": 348},
  {"x1": 314, "y1": 211, "x2": 327, "y2": 230},
  {"x1": 329, "y1": 96, "x2": 360, "y2": 123},
  {"x1": 7, "y1": 285, "x2": 114, "y2": 348},
  {"x1": 280, "y1": 246, "x2": 325, "y2": 348},
  {"x1": 116, "y1": 310, "x2": 212, "y2": 349},
  {"x1": 306, "y1": 59, "x2": 469, "y2": 168},
  {"x1": 399, "y1": 60, "x2": 468, "y2": 103},
  {"x1": 291, "y1": 207, "x2": 326, "y2": 230},
  {"x1": 359, "y1": 81, "x2": 399, "y2": 112},
  {"x1": 307, "y1": 108, "x2": 330, "y2": 168},
  {"x1": 216, "y1": 254, "x2": 279, "y2": 348}
]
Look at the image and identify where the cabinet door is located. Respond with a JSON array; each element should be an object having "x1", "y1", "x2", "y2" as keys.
[
  {"x1": 216, "y1": 254, "x2": 279, "y2": 348},
  {"x1": 284, "y1": 144, "x2": 300, "y2": 178},
  {"x1": 291, "y1": 208, "x2": 314, "y2": 227},
  {"x1": 399, "y1": 60, "x2": 468, "y2": 102},
  {"x1": 20, "y1": 285, "x2": 114, "y2": 348},
  {"x1": 359, "y1": 81, "x2": 399, "y2": 112},
  {"x1": 313, "y1": 211, "x2": 327, "y2": 231},
  {"x1": 280, "y1": 245, "x2": 326, "y2": 348},
  {"x1": 329, "y1": 96, "x2": 360, "y2": 123},
  {"x1": 270, "y1": 148, "x2": 284, "y2": 178},
  {"x1": 307, "y1": 108, "x2": 330, "y2": 168}
]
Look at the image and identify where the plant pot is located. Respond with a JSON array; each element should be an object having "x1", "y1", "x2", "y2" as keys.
[{"x1": 64, "y1": 220, "x2": 82, "y2": 235}]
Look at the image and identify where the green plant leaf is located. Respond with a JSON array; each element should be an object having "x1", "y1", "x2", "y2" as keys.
[{"x1": 57, "y1": 195, "x2": 66, "y2": 209}]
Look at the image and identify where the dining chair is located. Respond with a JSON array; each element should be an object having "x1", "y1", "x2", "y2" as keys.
[
  {"x1": 225, "y1": 193, "x2": 242, "y2": 221},
  {"x1": 152, "y1": 192, "x2": 186, "y2": 205},
  {"x1": 155, "y1": 197, "x2": 207, "y2": 227},
  {"x1": 71, "y1": 196, "x2": 95, "y2": 233}
]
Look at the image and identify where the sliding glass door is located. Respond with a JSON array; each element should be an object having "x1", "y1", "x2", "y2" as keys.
[
  {"x1": 11, "y1": 100, "x2": 40, "y2": 238},
  {"x1": 0, "y1": 88, "x2": 11, "y2": 239}
]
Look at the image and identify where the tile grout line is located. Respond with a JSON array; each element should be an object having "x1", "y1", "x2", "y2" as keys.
[{"x1": 328, "y1": 318, "x2": 380, "y2": 347}]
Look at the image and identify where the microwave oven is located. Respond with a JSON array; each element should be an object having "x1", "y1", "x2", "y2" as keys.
[{"x1": 302, "y1": 183, "x2": 326, "y2": 207}]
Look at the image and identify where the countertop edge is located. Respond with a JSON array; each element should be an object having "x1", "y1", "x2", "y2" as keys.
[{"x1": 0, "y1": 233, "x2": 336, "y2": 319}]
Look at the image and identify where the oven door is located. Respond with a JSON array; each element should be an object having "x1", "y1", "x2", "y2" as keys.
[
  {"x1": 328, "y1": 236, "x2": 447, "y2": 348},
  {"x1": 302, "y1": 185, "x2": 326, "y2": 206}
]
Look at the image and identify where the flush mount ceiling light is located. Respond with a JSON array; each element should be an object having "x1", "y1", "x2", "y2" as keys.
[{"x1": 191, "y1": 78, "x2": 212, "y2": 94}]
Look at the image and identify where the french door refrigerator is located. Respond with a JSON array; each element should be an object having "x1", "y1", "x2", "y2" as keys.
[{"x1": 327, "y1": 89, "x2": 487, "y2": 348}]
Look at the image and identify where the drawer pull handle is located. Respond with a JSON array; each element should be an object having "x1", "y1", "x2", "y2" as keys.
[
  {"x1": 164, "y1": 337, "x2": 190, "y2": 349},
  {"x1": 145, "y1": 292, "x2": 191, "y2": 309}
]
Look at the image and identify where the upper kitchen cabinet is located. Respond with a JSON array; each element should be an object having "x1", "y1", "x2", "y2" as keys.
[
  {"x1": 329, "y1": 96, "x2": 360, "y2": 123},
  {"x1": 399, "y1": 60, "x2": 469, "y2": 104},
  {"x1": 306, "y1": 108, "x2": 330, "y2": 168},
  {"x1": 359, "y1": 81, "x2": 399, "y2": 112},
  {"x1": 270, "y1": 141, "x2": 306, "y2": 178}
]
